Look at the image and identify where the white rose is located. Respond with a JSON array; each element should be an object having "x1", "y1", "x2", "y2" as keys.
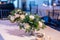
[
  {"x1": 20, "y1": 15, "x2": 25, "y2": 20},
  {"x1": 15, "y1": 13, "x2": 20, "y2": 18},
  {"x1": 24, "y1": 23, "x2": 30, "y2": 29},
  {"x1": 19, "y1": 12, "x2": 22, "y2": 14},
  {"x1": 10, "y1": 16, "x2": 15, "y2": 22},
  {"x1": 17, "y1": 9, "x2": 20, "y2": 12},
  {"x1": 29, "y1": 15, "x2": 35, "y2": 20},
  {"x1": 38, "y1": 21, "x2": 43, "y2": 28}
]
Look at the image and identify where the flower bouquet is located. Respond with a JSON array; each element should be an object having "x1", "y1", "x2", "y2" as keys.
[{"x1": 8, "y1": 9, "x2": 46, "y2": 35}]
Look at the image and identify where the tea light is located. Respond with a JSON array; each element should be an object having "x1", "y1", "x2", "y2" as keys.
[{"x1": 36, "y1": 33, "x2": 44, "y2": 40}]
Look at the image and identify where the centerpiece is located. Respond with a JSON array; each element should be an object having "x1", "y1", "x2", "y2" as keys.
[{"x1": 8, "y1": 9, "x2": 46, "y2": 35}]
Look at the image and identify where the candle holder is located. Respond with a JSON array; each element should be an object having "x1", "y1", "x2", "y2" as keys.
[{"x1": 36, "y1": 33, "x2": 44, "y2": 40}]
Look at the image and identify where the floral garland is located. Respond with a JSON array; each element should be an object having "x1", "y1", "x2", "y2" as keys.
[{"x1": 8, "y1": 9, "x2": 46, "y2": 33}]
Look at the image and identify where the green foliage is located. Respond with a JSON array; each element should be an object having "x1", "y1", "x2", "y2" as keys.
[
  {"x1": 10, "y1": 10, "x2": 16, "y2": 16},
  {"x1": 10, "y1": 9, "x2": 25, "y2": 16},
  {"x1": 9, "y1": 9, "x2": 46, "y2": 33}
]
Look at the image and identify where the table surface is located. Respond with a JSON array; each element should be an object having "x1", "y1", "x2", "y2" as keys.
[{"x1": 0, "y1": 20, "x2": 60, "y2": 40}]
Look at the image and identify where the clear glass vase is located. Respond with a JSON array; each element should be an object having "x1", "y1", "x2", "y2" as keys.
[{"x1": 28, "y1": 30, "x2": 35, "y2": 36}]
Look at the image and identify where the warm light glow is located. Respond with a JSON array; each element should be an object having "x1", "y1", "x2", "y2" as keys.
[
  {"x1": 42, "y1": 3, "x2": 48, "y2": 7},
  {"x1": 53, "y1": 3, "x2": 56, "y2": 6}
]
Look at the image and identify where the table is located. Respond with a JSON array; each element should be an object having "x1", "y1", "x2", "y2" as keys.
[{"x1": 0, "y1": 20, "x2": 60, "y2": 40}]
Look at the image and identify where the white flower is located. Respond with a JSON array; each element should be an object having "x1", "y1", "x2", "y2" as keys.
[
  {"x1": 29, "y1": 15, "x2": 35, "y2": 20},
  {"x1": 10, "y1": 16, "x2": 15, "y2": 22},
  {"x1": 38, "y1": 21, "x2": 43, "y2": 28},
  {"x1": 17, "y1": 9, "x2": 20, "y2": 12},
  {"x1": 15, "y1": 13, "x2": 20, "y2": 18},
  {"x1": 20, "y1": 15, "x2": 25, "y2": 20},
  {"x1": 24, "y1": 23, "x2": 30, "y2": 29},
  {"x1": 19, "y1": 12, "x2": 22, "y2": 13}
]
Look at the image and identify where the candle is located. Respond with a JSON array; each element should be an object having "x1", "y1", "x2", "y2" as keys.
[{"x1": 36, "y1": 33, "x2": 44, "y2": 40}]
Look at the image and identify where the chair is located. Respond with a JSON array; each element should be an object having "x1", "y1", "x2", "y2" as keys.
[
  {"x1": 0, "y1": 3, "x2": 15, "y2": 18},
  {"x1": 48, "y1": 10, "x2": 60, "y2": 27}
]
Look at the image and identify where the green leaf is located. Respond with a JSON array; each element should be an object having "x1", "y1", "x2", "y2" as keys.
[{"x1": 10, "y1": 10, "x2": 16, "y2": 16}]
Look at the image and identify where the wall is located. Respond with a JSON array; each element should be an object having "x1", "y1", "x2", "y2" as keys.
[
  {"x1": 0, "y1": 0, "x2": 52, "y2": 8},
  {"x1": 1, "y1": 0, "x2": 7, "y2": 1},
  {"x1": 13, "y1": 0, "x2": 17, "y2": 8},
  {"x1": 13, "y1": 0, "x2": 53, "y2": 8},
  {"x1": 13, "y1": 0, "x2": 49, "y2": 8}
]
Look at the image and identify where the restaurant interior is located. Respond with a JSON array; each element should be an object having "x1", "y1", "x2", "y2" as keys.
[{"x1": 0, "y1": 0, "x2": 60, "y2": 40}]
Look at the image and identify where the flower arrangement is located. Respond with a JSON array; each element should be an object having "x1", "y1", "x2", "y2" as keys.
[{"x1": 8, "y1": 9, "x2": 46, "y2": 35}]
